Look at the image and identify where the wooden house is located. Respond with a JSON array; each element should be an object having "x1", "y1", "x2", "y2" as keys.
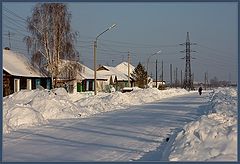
[{"x1": 3, "y1": 49, "x2": 51, "y2": 97}]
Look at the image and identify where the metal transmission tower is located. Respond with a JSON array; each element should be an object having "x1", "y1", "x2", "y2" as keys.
[{"x1": 180, "y1": 32, "x2": 196, "y2": 91}]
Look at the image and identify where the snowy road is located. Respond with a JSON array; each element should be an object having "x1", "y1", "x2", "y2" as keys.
[{"x1": 3, "y1": 91, "x2": 210, "y2": 162}]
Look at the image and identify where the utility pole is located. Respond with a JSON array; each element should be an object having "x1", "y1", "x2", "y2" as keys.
[
  {"x1": 181, "y1": 70, "x2": 183, "y2": 88},
  {"x1": 180, "y1": 32, "x2": 196, "y2": 91},
  {"x1": 176, "y1": 67, "x2": 178, "y2": 87},
  {"x1": 170, "y1": 64, "x2": 172, "y2": 88},
  {"x1": 162, "y1": 60, "x2": 163, "y2": 87},
  {"x1": 192, "y1": 73, "x2": 194, "y2": 88},
  {"x1": 93, "y1": 24, "x2": 117, "y2": 95},
  {"x1": 128, "y1": 51, "x2": 130, "y2": 87},
  {"x1": 204, "y1": 72, "x2": 207, "y2": 90},
  {"x1": 156, "y1": 59, "x2": 158, "y2": 88},
  {"x1": 206, "y1": 71, "x2": 209, "y2": 89},
  {"x1": 94, "y1": 40, "x2": 97, "y2": 95},
  {"x1": 173, "y1": 69, "x2": 176, "y2": 88},
  {"x1": 4, "y1": 31, "x2": 14, "y2": 48},
  {"x1": 8, "y1": 31, "x2": 11, "y2": 48}
]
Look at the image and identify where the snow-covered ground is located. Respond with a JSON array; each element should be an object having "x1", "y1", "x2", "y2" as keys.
[
  {"x1": 3, "y1": 87, "x2": 237, "y2": 161},
  {"x1": 169, "y1": 87, "x2": 237, "y2": 161},
  {"x1": 3, "y1": 87, "x2": 189, "y2": 134}
]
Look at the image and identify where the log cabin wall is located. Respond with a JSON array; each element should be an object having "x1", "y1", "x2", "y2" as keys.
[{"x1": 3, "y1": 70, "x2": 52, "y2": 97}]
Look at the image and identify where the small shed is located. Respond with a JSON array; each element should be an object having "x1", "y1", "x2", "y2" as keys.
[{"x1": 3, "y1": 49, "x2": 51, "y2": 96}]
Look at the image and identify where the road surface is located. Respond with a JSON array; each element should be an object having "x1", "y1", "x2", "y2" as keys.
[{"x1": 3, "y1": 91, "x2": 210, "y2": 162}]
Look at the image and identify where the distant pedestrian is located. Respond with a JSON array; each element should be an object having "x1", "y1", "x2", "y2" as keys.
[{"x1": 198, "y1": 87, "x2": 203, "y2": 95}]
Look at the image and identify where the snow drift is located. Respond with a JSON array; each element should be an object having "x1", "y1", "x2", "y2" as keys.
[
  {"x1": 169, "y1": 87, "x2": 237, "y2": 161},
  {"x1": 3, "y1": 87, "x2": 189, "y2": 134}
]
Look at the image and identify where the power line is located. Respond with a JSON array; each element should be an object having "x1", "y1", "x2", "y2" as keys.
[
  {"x1": 3, "y1": 7, "x2": 28, "y2": 23},
  {"x1": 3, "y1": 23, "x2": 29, "y2": 35},
  {"x1": 3, "y1": 13, "x2": 28, "y2": 31},
  {"x1": 77, "y1": 33, "x2": 181, "y2": 48},
  {"x1": 196, "y1": 43, "x2": 235, "y2": 56}
]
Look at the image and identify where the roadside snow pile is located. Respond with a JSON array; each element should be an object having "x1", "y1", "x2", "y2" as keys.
[
  {"x1": 3, "y1": 88, "x2": 80, "y2": 134},
  {"x1": 3, "y1": 87, "x2": 189, "y2": 134},
  {"x1": 169, "y1": 87, "x2": 237, "y2": 161},
  {"x1": 74, "y1": 88, "x2": 189, "y2": 117}
]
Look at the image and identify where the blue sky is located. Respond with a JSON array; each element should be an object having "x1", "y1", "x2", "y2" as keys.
[{"x1": 2, "y1": 2, "x2": 238, "y2": 83}]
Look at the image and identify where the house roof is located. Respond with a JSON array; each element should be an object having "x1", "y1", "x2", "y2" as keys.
[
  {"x1": 60, "y1": 61, "x2": 135, "y2": 81},
  {"x1": 3, "y1": 49, "x2": 47, "y2": 78},
  {"x1": 97, "y1": 65, "x2": 130, "y2": 81},
  {"x1": 115, "y1": 62, "x2": 135, "y2": 76},
  {"x1": 78, "y1": 63, "x2": 94, "y2": 79},
  {"x1": 77, "y1": 62, "x2": 106, "y2": 80}
]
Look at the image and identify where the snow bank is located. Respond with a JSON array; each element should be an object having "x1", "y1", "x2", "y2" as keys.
[
  {"x1": 169, "y1": 87, "x2": 237, "y2": 161},
  {"x1": 74, "y1": 88, "x2": 189, "y2": 117},
  {"x1": 3, "y1": 87, "x2": 189, "y2": 134},
  {"x1": 3, "y1": 88, "x2": 80, "y2": 134}
]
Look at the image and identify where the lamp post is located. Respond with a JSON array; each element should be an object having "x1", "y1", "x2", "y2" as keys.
[
  {"x1": 146, "y1": 50, "x2": 161, "y2": 87},
  {"x1": 94, "y1": 24, "x2": 117, "y2": 95}
]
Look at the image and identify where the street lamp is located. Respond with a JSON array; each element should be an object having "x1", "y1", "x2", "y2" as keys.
[
  {"x1": 146, "y1": 50, "x2": 162, "y2": 87},
  {"x1": 94, "y1": 24, "x2": 117, "y2": 95}
]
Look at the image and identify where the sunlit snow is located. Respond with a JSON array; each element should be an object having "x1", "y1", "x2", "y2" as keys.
[{"x1": 3, "y1": 87, "x2": 237, "y2": 161}]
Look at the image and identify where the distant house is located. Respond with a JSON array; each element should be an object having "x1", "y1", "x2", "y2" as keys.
[
  {"x1": 74, "y1": 63, "x2": 107, "y2": 93},
  {"x1": 97, "y1": 62, "x2": 135, "y2": 91},
  {"x1": 56, "y1": 62, "x2": 107, "y2": 93},
  {"x1": 57, "y1": 61, "x2": 135, "y2": 93},
  {"x1": 3, "y1": 49, "x2": 51, "y2": 97}
]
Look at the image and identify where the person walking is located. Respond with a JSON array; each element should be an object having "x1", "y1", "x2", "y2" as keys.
[{"x1": 198, "y1": 86, "x2": 203, "y2": 95}]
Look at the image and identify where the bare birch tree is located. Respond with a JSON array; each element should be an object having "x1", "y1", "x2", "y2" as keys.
[{"x1": 24, "y1": 3, "x2": 80, "y2": 88}]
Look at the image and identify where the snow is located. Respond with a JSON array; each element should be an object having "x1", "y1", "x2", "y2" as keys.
[
  {"x1": 3, "y1": 90, "x2": 205, "y2": 162},
  {"x1": 3, "y1": 88, "x2": 80, "y2": 133},
  {"x1": 97, "y1": 65, "x2": 130, "y2": 81},
  {"x1": 78, "y1": 63, "x2": 94, "y2": 79},
  {"x1": 3, "y1": 87, "x2": 237, "y2": 161},
  {"x1": 3, "y1": 87, "x2": 188, "y2": 134},
  {"x1": 3, "y1": 49, "x2": 46, "y2": 77},
  {"x1": 169, "y1": 87, "x2": 237, "y2": 161},
  {"x1": 115, "y1": 61, "x2": 135, "y2": 76}
]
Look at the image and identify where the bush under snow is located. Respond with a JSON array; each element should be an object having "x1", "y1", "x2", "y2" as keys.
[{"x1": 169, "y1": 87, "x2": 237, "y2": 161}]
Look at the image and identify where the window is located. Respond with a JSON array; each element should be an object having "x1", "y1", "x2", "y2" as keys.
[
  {"x1": 35, "y1": 79, "x2": 41, "y2": 88},
  {"x1": 46, "y1": 79, "x2": 51, "y2": 90}
]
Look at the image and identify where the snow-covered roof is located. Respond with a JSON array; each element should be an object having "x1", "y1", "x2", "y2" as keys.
[
  {"x1": 78, "y1": 63, "x2": 93, "y2": 79},
  {"x1": 3, "y1": 49, "x2": 47, "y2": 77},
  {"x1": 78, "y1": 63, "x2": 106, "y2": 80},
  {"x1": 115, "y1": 62, "x2": 135, "y2": 76},
  {"x1": 97, "y1": 65, "x2": 129, "y2": 81}
]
